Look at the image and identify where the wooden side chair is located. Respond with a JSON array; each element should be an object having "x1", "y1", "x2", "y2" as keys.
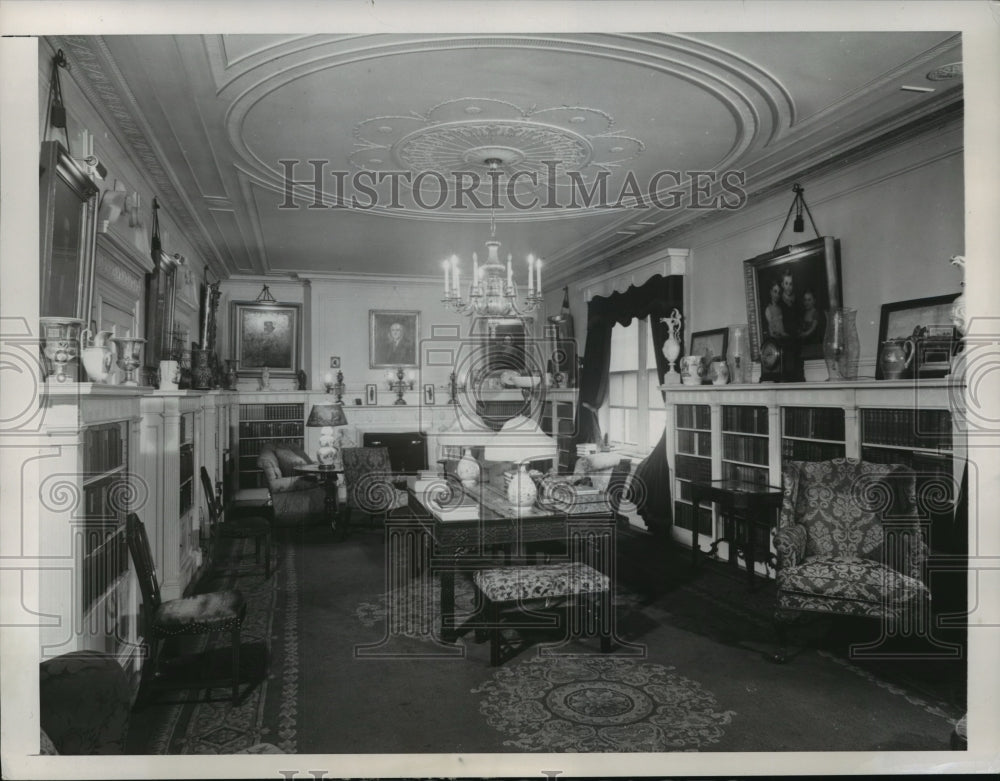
[
  {"x1": 200, "y1": 466, "x2": 273, "y2": 578},
  {"x1": 125, "y1": 513, "x2": 247, "y2": 704}
]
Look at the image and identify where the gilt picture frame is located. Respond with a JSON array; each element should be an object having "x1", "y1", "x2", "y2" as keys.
[
  {"x1": 743, "y1": 236, "x2": 842, "y2": 361},
  {"x1": 231, "y1": 301, "x2": 301, "y2": 375},
  {"x1": 369, "y1": 309, "x2": 420, "y2": 369}
]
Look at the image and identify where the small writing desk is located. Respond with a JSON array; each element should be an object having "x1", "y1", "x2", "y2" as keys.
[{"x1": 689, "y1": 478, "x2": 783, "y2": 588}]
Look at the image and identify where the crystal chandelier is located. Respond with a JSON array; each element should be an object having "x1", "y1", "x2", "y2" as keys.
[{"x1": 441, "y1": 158, "x2": 543, "y2": 317}]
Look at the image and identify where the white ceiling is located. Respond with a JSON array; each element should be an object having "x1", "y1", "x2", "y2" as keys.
[{"x1": 55, "y1": 32, "x2": 962, "y2": 285}]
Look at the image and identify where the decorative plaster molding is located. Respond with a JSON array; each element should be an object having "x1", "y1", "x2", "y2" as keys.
[{"x1": 50, "y1": 36, "x2": 230, "y2": 280}]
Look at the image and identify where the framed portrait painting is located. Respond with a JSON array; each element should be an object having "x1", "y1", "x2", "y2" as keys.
[
  {"x1": 232, "y1": 302, "x2": 301, "y2": 375},
  {"x1": 369, "y1": 310, "x2": 419, "y2": 369},
  {"x1": 743, "y1": 236, "x2": 842, "y2": 360}
]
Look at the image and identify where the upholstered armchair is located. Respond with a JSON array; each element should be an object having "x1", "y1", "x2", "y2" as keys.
[
  {"x1": 257, "y1": 443, "x2": 327, "y2": 526},
  {"x1": 772, "y1": 458, "x2": 930, "y2": 662},
  {"x1": 341, "y1": 446, "x2": 409, "y2": 528},
  {"x1": 39, "y1": 650, "x2": 131, "y2": 754}
]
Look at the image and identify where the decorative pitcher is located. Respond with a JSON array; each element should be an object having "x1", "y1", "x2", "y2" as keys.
[
  {"x1": 80, "y1": 329, "x2": 116, "y2": 383},
  {"x1": 660, "y1": 308, "x2": 683, "y2": 384},
  {"x1": 879, "y1": 338, "x2": 914, "y2": 380},
  {"x1": 680, "y1": 355, "x2": 703, "y2": 385}
]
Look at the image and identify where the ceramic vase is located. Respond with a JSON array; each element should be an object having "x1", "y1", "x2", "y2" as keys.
[
  {"x1": 506, "y1": 463, "x2": 537, "y2": 508},
  {"x1": 680, "y1": 355, "x2": 703, "y2": 385},
  {"x1": 39, "y1": 317, "x2": 84, "y2": 382},
  {"x1": 81, "y1": 345, "x2": 115, "y2": 383},
  {"x1": 823, "y1": 307, "x2": 860, "y2": 381},
  {"x1": 455, "y1": 448, "x2": 480, "y2": 487},
  {"x1": 726, "y1": 324, "x2": 751, "y2": 384},
  {"x1": 191, "y1": 348, "x2": 212, "y2": 389}
]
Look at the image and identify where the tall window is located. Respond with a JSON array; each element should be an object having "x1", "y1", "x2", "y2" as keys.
[{"x1": 604, "y1": 318, "x2": 665, "y2": 452}]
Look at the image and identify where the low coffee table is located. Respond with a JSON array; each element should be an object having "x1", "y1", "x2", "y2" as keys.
[{"x1": 293, "y1": 464, "x2": 343, "y2": 535}]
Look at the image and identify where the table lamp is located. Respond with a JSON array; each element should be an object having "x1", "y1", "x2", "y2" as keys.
[{"x1": 307, "y1": 402, "x2": 348, "y2": 468}]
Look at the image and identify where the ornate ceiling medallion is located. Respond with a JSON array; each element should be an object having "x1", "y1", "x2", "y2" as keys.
[{"x1": 351, "y1": 97, "x2": 644, "y2": 212}]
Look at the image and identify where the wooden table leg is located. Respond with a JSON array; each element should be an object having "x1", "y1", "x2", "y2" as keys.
[{"x1": 440, "y1": 568, "x2": 456, "y2": 642}]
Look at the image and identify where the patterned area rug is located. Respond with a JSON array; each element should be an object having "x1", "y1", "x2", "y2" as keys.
[
  {"x1": 472, "y1": 656, "x2": 736, "y2": 752},
  {"x1": 140, "y1": 539, "x2": 299, "y2": 754}
]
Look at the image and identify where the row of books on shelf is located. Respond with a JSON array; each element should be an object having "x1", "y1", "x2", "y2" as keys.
[
  {"x1": 722, "y1": 433, "x2": 769, "y2": 465},
  {"x1": 675, "y1": 453, "x2": 712, "y2": 483},
  {"x1": 83, "y1": 423, "x2": 127, "y2": 475},
  {"x1": 782, "y1": 407, "x2": 846, "y2": 441},
  {"x1": 782, "y1": 439, "x2": 846, "y2": 462},
  {"x1": 676, "y1": 404, "x2": 711, "y2": 430},
  {"x1": 722, "y1": 405, "x2": 768, "y2": 435},
  {"x1": 722, "y1": 461, "x2": 770, "y2": 486},
  {"x1": 673, "y1": 501, "x2": 712, "y2": 536},
  {"x1": 240, "y1": 421, "x2": 305, "y2": 438},
  {"x1": 861, "y1": 445, "x2": 952, "y2": 471},
  {"x1": 83, "y1": 477, "x2": 128, "y2": 524},
  {"x1": 860, "y1": 408, "x2": 952, "y2": 450},
  {"x1": 240, "y1": 403, "x2": 304, "y2": 421},
  {"x1": 677, "y1": 429, "x2": 711, "y2": 457},
  {"x1": 81, "y1": 528, "x2": 127, "y2": 615}
]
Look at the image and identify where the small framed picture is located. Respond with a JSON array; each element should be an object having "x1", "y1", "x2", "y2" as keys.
[
  {"x1": 689, "y1": 328, "x2": 729, "y2": 382},
  {"x1": 423, "y1": 383, "x2": 435, "y2": 405},
  {"x1": 365, "y1": 383, "x2": 377, "y2": 405},
  {"x1": 330, "y1": 356, "x2": 341, "y2": 368}
]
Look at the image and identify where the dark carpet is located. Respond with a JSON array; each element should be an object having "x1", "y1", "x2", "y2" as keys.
[{"x1": 128, "y1": 521, "x2": 966, "y2": 754}]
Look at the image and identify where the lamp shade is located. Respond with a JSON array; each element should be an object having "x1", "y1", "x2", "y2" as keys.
[
  {"x1": 483, "y1": 414, "x2": 557, "y2": 463},
  {"x1": 306, "y1": 403, "x2": 347, "y2": 427}
]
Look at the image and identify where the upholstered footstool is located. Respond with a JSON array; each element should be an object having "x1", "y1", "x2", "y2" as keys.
[{"x1": 472, "y1": 562, "x2": 612, "y2": 666}]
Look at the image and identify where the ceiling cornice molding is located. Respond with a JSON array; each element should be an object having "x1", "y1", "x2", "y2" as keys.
[
  {"x1": 49, "y1": 35, "x2": 232, "y2": 282},
  {"x1": 547, "y1": 98, "x2": 964, "y2": 288}
]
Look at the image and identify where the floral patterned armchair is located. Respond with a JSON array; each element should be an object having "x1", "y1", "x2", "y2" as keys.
[{"x1": 772, "y1": 458, "x2": 930, "y2": 662}]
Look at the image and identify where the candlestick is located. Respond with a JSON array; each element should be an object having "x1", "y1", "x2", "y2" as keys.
[
  {"x1": 453, "y1": 265, "x2": 460, "y2": 297},
  {"x1": 443, "y1": 259, "x2": 450, "y2": 295},
  {"x1": 536, "y1": 258, "x2": 542, "y2": 294},
  {"x1": 473, "y1": 253, "x2": 478, "y2": 287},
  {"x1": 506, "y1": 256, "x2": 512, "y2": 287},
  {"x1": 527, "y1": 255, "x2": 535, "y2": 295}
]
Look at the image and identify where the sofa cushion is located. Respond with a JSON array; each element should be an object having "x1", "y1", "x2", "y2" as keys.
[
  {"x1": 777, "y1": 556, "x2": 928, "y2": 606},
  {"x1": 274, "y1": 445, "x2": 311, "y2": 476},
  {"x1": 257, "y1": 447, "x2": 283, "y2": 484}
]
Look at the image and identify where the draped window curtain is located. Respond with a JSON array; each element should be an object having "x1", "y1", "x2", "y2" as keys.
[{"x1": 574, "y1": 274, "x2": 683, "y2": 536}]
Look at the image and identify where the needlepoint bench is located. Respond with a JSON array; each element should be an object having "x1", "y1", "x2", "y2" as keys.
[{"x1": 472, "y1": 561, "x2": 612, "y2": 666}]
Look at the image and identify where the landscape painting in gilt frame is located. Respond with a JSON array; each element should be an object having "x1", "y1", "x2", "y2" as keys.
[{"x1": 232, "y1": 302, "x2": 301, "y2": 376}]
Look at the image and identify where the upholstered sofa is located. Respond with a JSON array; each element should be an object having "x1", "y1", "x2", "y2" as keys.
[{"x1": 256, "y1": 443, "x2": 327, "y2": 526}]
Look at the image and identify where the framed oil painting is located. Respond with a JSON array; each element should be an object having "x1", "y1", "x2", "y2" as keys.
[
  {"x1": 39, "y1": 140, "x2": 99, "y2": 320},
  {"x1": 876, "y1": 293, "x2": 961, "y2": 379},
  {"x1": 232, "y1": 302, "x2": 301, "y2": 375},
  {"x1": 369, "y1": 310, "x2": 419, "y2": 369},
  {"x1": 743, "y1": 236, "x2": 842, "y2": 360}
]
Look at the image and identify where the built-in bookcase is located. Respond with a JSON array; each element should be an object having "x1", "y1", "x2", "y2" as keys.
[
  {"x1": 722, "y1": 405, "x2": 769, "y2": 486},
  {"x1": 179, "y1": 412, "x2": 194, "y2": 517},
  {"x1": 238, "y1": 402, "x2": 305, "y2": 488},
  {"x1": 673, "y1": 404, "x2": 713, "y2": 536},
  {"x1": 81, "y1": 421, "x2": 130, "y2": 651},
  {"x1": 782, "y1": 407, "x2": 846, "y2": 461},
  {"x1": 663, "y1": 380, "x2": 965, "y2": 565}
]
